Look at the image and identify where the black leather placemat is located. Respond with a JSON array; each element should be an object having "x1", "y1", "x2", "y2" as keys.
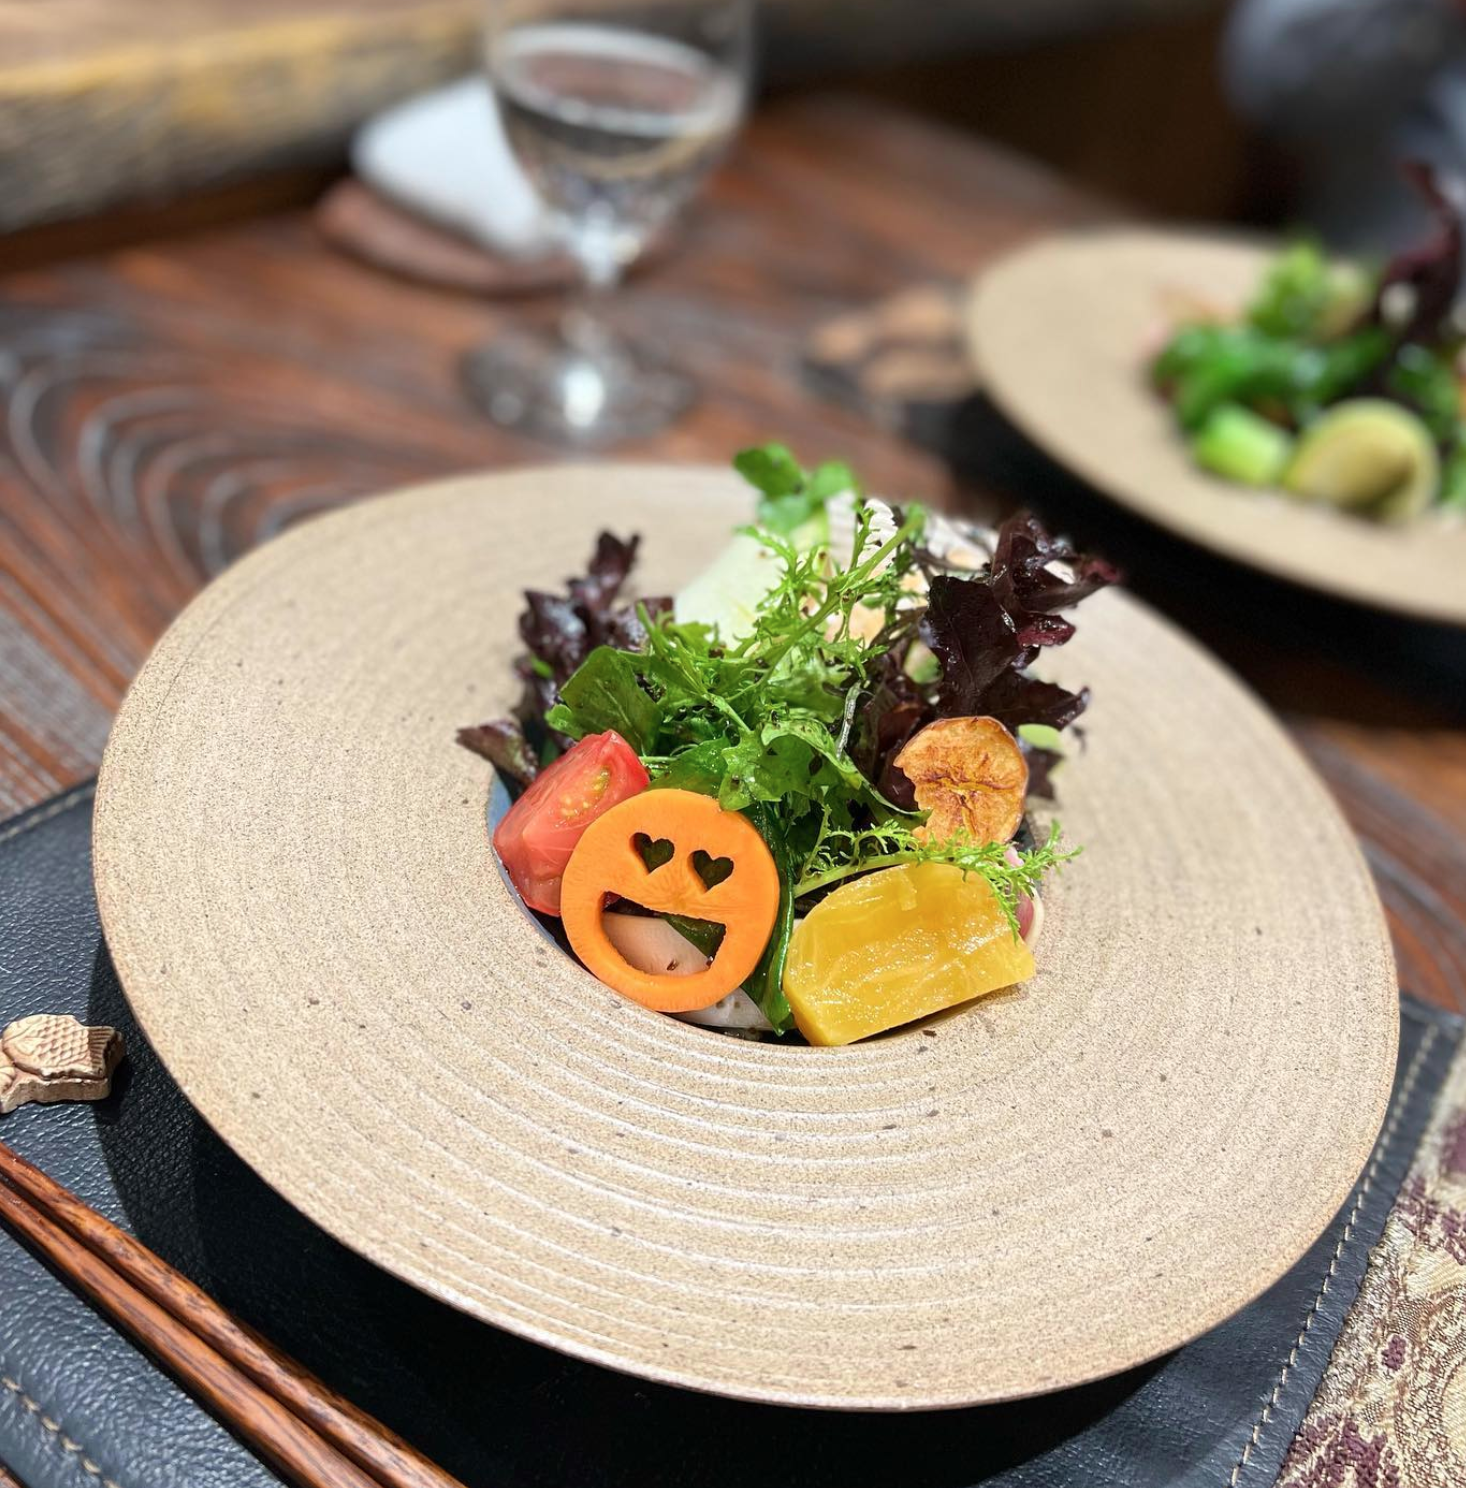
[{"x1": 0, "y1": 783, "x2": 1457, "y2": 1488}]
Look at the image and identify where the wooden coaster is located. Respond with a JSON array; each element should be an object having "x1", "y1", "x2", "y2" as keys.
[
  {"x1": 315, "y1": 179, "x2": 674, "y2": 297},
  {"x1": 314, "y1": 179, "x2": 577, "y2": 296}
]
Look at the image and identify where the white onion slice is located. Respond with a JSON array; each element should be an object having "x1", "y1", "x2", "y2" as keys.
[
  {"x1": 602, "y1": 912, "x2": 708, "y2": 978},
  {"x1": 600, "y1": 913, "x2": 774, "y2": 1031},
  {"x1": 676, "y1": 990, "x2": 773, "y2": 1031}
]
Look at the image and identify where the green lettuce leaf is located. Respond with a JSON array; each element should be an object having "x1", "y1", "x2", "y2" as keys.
[{"x1": 544, "y1": 646, "x2": 661, "y2": 754}]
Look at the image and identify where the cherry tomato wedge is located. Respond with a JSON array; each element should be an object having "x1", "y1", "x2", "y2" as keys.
[{"x1": 492, "y1": 731, "x2": 649, "y2": 915}]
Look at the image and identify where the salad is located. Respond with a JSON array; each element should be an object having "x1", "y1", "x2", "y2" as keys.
[
  {"x1": 1150, "y1": 163, "x2": 1466, "y2": 522},
  {"x1": 460, "y1": 446, "x2": 1117, "y2": 1046}
]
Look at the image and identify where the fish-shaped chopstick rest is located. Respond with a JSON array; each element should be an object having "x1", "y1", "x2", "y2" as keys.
[{"x1": 0, "y1": 1015, "x2": 124, "y2": 1114}]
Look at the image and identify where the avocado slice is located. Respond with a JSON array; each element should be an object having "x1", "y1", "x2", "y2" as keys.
[
  {"x1": 674, "y1": 532, "x2": 783, "y2": 641},
  {"x1": 675, "y1": 505, "x2": 829, "y2": 641},
  {"x1": 1283, "y1": 398, "x2": 1439, "y2": 522}
]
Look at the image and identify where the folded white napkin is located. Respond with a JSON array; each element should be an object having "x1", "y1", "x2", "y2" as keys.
[{"x1": 350, "y1": 76, "x2": 556, "y2": 257}]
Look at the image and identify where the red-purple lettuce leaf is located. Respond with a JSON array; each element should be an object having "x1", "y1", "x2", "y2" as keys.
[
  {"x1": 1021, "y1": 743, "x2": 1063, "y2": 802},
  {"x1": 850, "y1": 650, "x2": 928, "y2": 811},
  {"x1": 921, "y1": 514, "x2": 1117, "y2": 723},
  {"x1": 1370, "y1": 161, "x2": 1464, "y2": 348},
  {"x1": 460, "y1": 531, "x2": 666, "y2": 786},
  {"x1": 910, "y1": 511, "x2": 1118, "y2": 799},
  {"x1": 456, "y1": 720, "x2": 541, "y2": 784}
]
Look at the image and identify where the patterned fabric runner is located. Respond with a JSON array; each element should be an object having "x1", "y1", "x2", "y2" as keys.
[{"x1": 1278, "y1": 1041, "x2": 1466, "y2": 1487}]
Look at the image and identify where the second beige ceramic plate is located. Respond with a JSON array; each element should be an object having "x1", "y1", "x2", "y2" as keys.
[
  {"x1": 94, "y1": 466, "x2": 1397, "y2": 1409},
  {"x1": 967, "y1": 227, "x2": 1466, "y2": 626}
]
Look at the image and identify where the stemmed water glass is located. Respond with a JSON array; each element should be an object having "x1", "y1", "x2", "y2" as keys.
[{"x1": 466, "y1": 0, "x2": 754, "y2": 443}]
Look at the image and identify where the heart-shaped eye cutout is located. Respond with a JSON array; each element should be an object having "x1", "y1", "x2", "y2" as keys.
[
  {"x1": 691, "y1": 850, "x2": 735, "y2": 890},
  {"x1": 633, "y1": 834, "x2": 676, "y2": 871}
]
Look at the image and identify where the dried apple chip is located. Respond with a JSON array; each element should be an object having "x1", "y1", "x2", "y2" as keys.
[{"x1": 894, "y1": 716, "x2": 1028, "y2": 845}]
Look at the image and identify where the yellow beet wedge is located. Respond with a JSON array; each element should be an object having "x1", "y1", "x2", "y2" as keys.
[{"x1": 782, "y1": 861, "x2": 1035, "y2": 1046}]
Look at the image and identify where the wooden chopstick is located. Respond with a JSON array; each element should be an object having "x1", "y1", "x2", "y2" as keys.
[
  {"x1": 0, "y1": 1172, "x2": 379, "y2": 1488},
  {"x1": 0, "y1": 1140, "x2": 467, "y2": 1488}
]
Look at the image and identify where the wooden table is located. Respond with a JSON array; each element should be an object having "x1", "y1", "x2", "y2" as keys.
[{"x1": 2, "y1": 93, "x2": 1463, "y2": 1012}]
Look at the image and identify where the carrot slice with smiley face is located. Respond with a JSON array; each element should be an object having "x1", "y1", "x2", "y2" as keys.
[{"x1": 560, "y1": 790, "x2": 780, "y2": 1012}]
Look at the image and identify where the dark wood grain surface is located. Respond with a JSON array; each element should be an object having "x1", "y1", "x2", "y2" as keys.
[{"x1": 1, "y1": 93, "x2": 1462, "y2": 1015}]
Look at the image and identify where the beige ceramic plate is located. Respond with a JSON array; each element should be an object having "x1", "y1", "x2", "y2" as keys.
[
  {"x1": 967, "y1": 227, "x2": 1466, "y2": 627},
  {"x1": 94, "y1": 465, "x2": 1398, "y2": 1409}
]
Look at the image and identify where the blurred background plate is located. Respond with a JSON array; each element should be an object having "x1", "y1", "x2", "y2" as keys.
[
  {"x1": 966, "y1": 228, "x2": 1466, "y2": 627},
  {"x1": 93, "y1": 464, "x2": 1397, "y2": 1409}
]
